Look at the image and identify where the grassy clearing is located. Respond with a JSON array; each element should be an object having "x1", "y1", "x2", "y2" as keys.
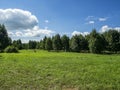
[{"x1": 0, "y1": 50, "x2": 120, "y2": 90}]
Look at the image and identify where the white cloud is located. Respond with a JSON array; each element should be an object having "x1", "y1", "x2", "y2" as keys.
[
  {"x1": 100, "y1": 25, "x2": 120, "y2": 32},
  {"x1": 45, "y1": 20, "x2": 49, "y2": 23},
  {"x1": 99, "y1": 18, "x2": 107, "y2": 22},
  {"x1": 85, "y1": 16, "x2": 95, "y2": 21},
  {"x1": 0, "y1": 9, "x2": 55, "y2": 40},
  {"x1": 85, "y1": 16, "x2": 109, "y2": 24},
  {"x1": 101, "y1": 25, "x2": 110, "y2": 32},
  {"x1": 114, "y1": 27, "x2": 120, "y2": 32},
  {"x1": 21, "y1": 39, "x2": 29, "y2": 43},
  {"x1": 8, "y1": 31, "x2": 14, "y2": 36},
  {"x1": 15, "y1": 31, "x2": 23, "y2": 37},
  {"x1": 72, "y1": 31, "x2": 81, "y2": 36},
  {"x1": 88, "y1": 21, "x2": 95, "y2": 24},
  {"x1": 8, "y1": 26, "x2": 54, "y2": 38},
  {"x1": 85, "y1": 16, "x2": 96, "y2": 25},
  {"x1": 0, "y1": 9, "x2": 38, "y2": 30},
  {"x1": 72, "y1": 31, "x2": 89, "y2": 36},
  {"x1": 24, "y1": 26, "x2": 55, "y2": 37},
  {"x1": 82, "y1": 32, "x2": 89, "y2": 36}
]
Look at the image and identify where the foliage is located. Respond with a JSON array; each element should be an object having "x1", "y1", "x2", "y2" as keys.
[
  {"x1": 0, "y1": 26, "x2": 117, "y2": 53},
  {"x1": 42, "y1": 36, "x2": 47, "y2": 50},
  {"x1": 52, "y1": 34, "x2": 62, "y2": 51},
  {"x1": 89, "y1": 30, "x2": 105, "y2": 53},
  {"x1": 28, "y1": 40, "x2": 37, "y2": 49},
  {"x1": 4, "y1": 46, "x2": 18, "y2": 53},
  {"x1": 70, "y1": 35, "x2": 80, "y2": 52},
  {"x1": 45, "y1": 37, "x2": 53, "y2": 51},
  {"x1": 103, "y1": 30, "x2": 120, "y2": 53},
  {"x1": 61, "y1": 35, "x2": 69, "y2": 52},
  {"x1": 0, "y1": 24, "x2": 11, "y2": 52},
  {"x1": 16, "y1": 30, "x2": 120, "y2": 53},
  {"x1": 13, "y1": 39, "x2": 22, "y2": 50},
  {"x1": 22, "y1": 43, "x2": 29, "y2": 50},
  {"x1": 78, "y1": 34, "x2": 89, "y2": 51},
  {"x1": 39, "y1": 40, "x2": 44, "y2": 49},
  {"x1": 36, "y1": 42, "x2": 40, "y2": 49}
]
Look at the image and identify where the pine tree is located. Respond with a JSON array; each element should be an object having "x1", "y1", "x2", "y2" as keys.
[
  {"x1": 0, "y1": 24, "x2": 11, "y2": 52},
  {"x1": 61, "y1": 35, "x2": 69, "y2": 52},
  {"x1": 70, "y1": 35, "x2": 80, "y2": 52},
  {"x1": 45, "y1": 37, "x2": 53, "y2": 51},
  {"x1": 53, "y1": 34, "x2": 62, "y2": 51}
]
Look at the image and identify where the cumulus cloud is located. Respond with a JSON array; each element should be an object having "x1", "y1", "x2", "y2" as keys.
[
  {"x1": 0, "y1": 8, "x2": 38, "y2": 30},
  {"x1": 15, "y1": 31, "x2": 23, "y2": 37},
  {"x1": 114, "y1": 27, "x2": 120, "y2": 32},
  {"x1": 72, "y1": 31, "x2": 81, "y2": 36},
  {"x1": 24, "y1": 26, "x2": 55, "y2": 37},
  {"x1": 72, "y1": 31, "x2": 89, "y2": 36},
  {"x1": 100, "y1": 25, "x2": 110, "y2": 32},
  {"x1": 0, "y1": 9, "x2": 55, "y2": 39},
  {"x1": 100, "y1": 25, "x2": 120, "y2": 32},
  {"x1": 9, "y1": 26, "x2": 55, "y2": 37},
  {"x1": 8, "y1": 31, "x2": 14, "y2": 36}
]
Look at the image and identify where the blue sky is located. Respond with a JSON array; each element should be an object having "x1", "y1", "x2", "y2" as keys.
[{"x1": 0, "y1": 0, "x2": 120, "y2": 42}]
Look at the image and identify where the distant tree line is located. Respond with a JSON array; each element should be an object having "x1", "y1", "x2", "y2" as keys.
[
  {"x1": 0, "y1": 24, "x2": 120, "y2": 53},
  {"x1": 12, "y1": 30, "x2": 120, "y2": 54}
]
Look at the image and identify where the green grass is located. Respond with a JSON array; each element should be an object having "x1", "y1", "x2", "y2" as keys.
[{"x1": 0, "y1": 50, "x2": 120, "y2": 90}]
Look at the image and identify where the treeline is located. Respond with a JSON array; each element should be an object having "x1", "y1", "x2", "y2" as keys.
[
  {"x1": 0, "y1": 24, "x2": 120, "y2": 53},
  {"x1": 13, "y1": 30, "x2": 120, "y2": 54}
]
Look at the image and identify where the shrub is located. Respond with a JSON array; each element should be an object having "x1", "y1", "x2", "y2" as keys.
[{"x1": 4, "y1": 46, "x2": 19, "y2": 53}]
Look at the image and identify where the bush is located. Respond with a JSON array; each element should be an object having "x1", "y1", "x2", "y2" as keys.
[{"x1": 4, "y1": 46, "x2": 19, "y2": 53}]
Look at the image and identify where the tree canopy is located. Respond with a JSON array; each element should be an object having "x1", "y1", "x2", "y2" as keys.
[
  {"x1": 89, "y1": 30, "x2": 105, "y2": 53},
  {"x1": 52, "y1": 34, "x2": 62, "y2": 51},
  {"x1": 0, "y1": 24, "x2": 120, "y2": 54}
]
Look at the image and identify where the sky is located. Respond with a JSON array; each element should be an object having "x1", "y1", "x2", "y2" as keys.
[{"x1": 0, "y1": 0, "x2": 120, "y2": 42}]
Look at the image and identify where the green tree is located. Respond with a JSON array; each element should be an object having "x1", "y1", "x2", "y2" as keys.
[
  {"x1": 38, "y1": 36, "x2": 47, "y2": 50},
  {"x1": 22, "y1": 43, "x2": 29, "y2": 50},
  {"x1": 103, "y1": 30, "x2": 120, "y2": 53},
  {"x1": 42, "y1": 36, "x2": 47, "y2": 50},
  {"x1": 89, "y1": 30, "x2": 104, "y2": 53},
  {"x1": 70, "y1": 35, "x2": 80, "y2": 52},
  {"x1": 36, "y1": 42, "x2": 40, "y2": 49},
  {"x1": 0, "y1": 24, "x2": 11, "y2": 52},
  {"x1": 61, "y1": 35, "x2": 69, "y2": 52},
  {"x1": 28, "y1": 40, "x2": 37, "y2": 49},
  {"x1": 13, "y1": 39, "x2": 22, "y2": 50},
  {"x1": 4, "y1": 46, "x2": 18, "y2": 53},
  {"x1": 45, "y1": 37, "x2": 53, "y2": 51},
  {"x1": 78, "y1": 34, "x2": 89, "y2": 51},
  {"x1": 39, "y1": 40, "x2": 44, "y2": 49},
  {"x1": 53, "y1": 34, "x2": 62, "y2": 51}
]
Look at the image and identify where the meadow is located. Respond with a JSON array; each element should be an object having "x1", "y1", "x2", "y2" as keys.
[{"x1": 0, "y1": 50, "x2": 120, "y2": 90}]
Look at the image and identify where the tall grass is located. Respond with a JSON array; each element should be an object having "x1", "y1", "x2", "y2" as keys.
[{"x1": 0, "y1": 50, "x2": 120, "y2": 90}]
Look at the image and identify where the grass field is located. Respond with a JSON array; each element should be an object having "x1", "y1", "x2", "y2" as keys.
[{"x1": 0, "y1": 50, "x2": 120, "y2": 90}]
